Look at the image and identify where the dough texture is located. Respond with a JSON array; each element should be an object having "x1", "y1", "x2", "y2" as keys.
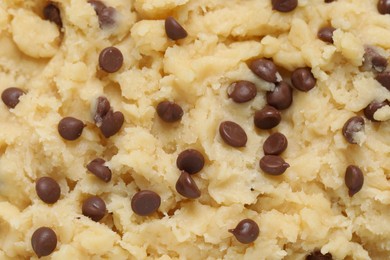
[{"x1": 0, "y1": 0, "x2": 389, "y2": 259}]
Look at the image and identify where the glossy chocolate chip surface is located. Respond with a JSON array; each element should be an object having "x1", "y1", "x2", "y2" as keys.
[
  {"x1": 263, "y1": 132, "x2": 288, "y2": 155},
  {"x1": 254, "y1": 106, "x2": 281, "y2": 129},
  {"x1": 219, "y1": 121, "x2": 247, "y2": 147},
  {"x1": 176, "y1": 149, "x2": 205, "y2": 174},
  {"x1": 1, "y1": 87, "x2": 24, "y2": 109},
  {"x1": 131, "y1": 190, "x2": 161, "y2": 216},
  {"x1": 249, "y1": 58, "x2": 278, "y2": 83},
  {"x1": 31, "y1": 227, "x2": 57, "y2": 258},
  {"x1": 99, "y1": 47, "x2": 123, "y2": 73},
  {"x1": 228, "y1": 219, "x2": 259, "y2": 244},
  {"x1": 345, "y1": 165, "x2": 364, "y2": 197},
  {"x1": 35, "y1": 177, "x2": 61, "y2": 204},
  {"x1": 58, "y1": 117, "x2": 85, "y2": 141},
  {"x1": 82, "y1": 196, "x2": 107, "y2": 221},
  {"x1": 87, "y1": 158, "x2": 112, "y2": 182},
  {"x1": 266, "y1": 81, "x2": 293, "y2": 110},
  {"x1": 175, "y1": 171, "x2": 201, "y2": 199},
  {"x1": 227, "y1": 81, "x2": 257, "y2": 103},
  {"x1": 156, "y1": 101, "x2": 184, "y2": 122},
  {"x1": 165, "y1": 17, "x2": 188, "y2": 40},
  {"x1": 259, "y1": 155, "x2": 289, "y2": 175}
]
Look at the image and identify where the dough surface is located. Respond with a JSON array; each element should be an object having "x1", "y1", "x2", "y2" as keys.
[{"x1": 0, "y1": 0, "x2": 390, "y2": 259}]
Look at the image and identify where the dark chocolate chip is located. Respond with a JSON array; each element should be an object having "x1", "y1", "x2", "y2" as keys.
[
  {"x1": 317, "y1": 26, "x2": 336, "y2": 44},
  {"x1": 249, "y1": 58, "x2": 279, "y2": 83},
  {"x1": 291, "y1": 67, "x2": 316, "y2": 92},
  {"x1": 363, "y1": 47, "x2": 388, "y2": 72},
  {"x1": 99, "y1": 110, "x2": 124, "y2": 138},
  {"x1": 88, "y1": 0, "x2": 106, "y2": 14},
  {"x1": 165, "y1": 16, "x2": 188, "y2": 40},
  {"x1": 35, "y1": 177, "x2": 61, "y2": 204},
  {"x1": 345, "y1": 165, "x2": 364, "y2": 197},
  {"x1": 131, "y1": 190, "x2": 161, "y2": 216},
  {"x1": 31, "y1": 227, "x2": 57, "y2": 258},
  {"x1": 219, "y1": 121, "x2": 247, "y2": 148},
  {"x1": 227, "y1": 81, "x2": 257, "y2": 103},
  {"x1": 324, "y1": 0, "x2": 335, "y2": 3},
  {"x1": 342, "y1": 116, "x2": 365, "y2": 144},
  {"x1": 99, "y1": 47, "x2": 123, "y2": 73},
  {"x1": 156, "y1": 101, "x2": 184, "y2": 122},
  {"x1": 175, "y1": 171, "x2": 201, "y2": 199},
  {"x1": 306, "y1": 250, "x2": 333, "y2": 260},
  {"x1": 98, "y1": 7, "x2": 116, "y2": 28},
  {"x1": 1, "y1": 87, "x2": 25, "y2": 109},
  {"x1": 271, "y1": 0, "x2": 298, "y2": 12},
  {"x1": 363, "y1": 100, "x2": 389, "y2": 122},
  {"x1": 87, "y1": 158, "x2": 112, "y2": 182},
  {"x1": 176, "y1": 149, "x2": 205, "y2": 174},
  {"x1": 263, "y1": 132, "x2": 288, "y2": 155},
  {"x1": 375, "y1": 71, "x2": 390, "y2": 91},
  {"x1": 259, "y1": 155, "x2": 289, "y2": 175},
  {"x1": 94, "y1": 96, "x2": 111, "y2": 124},
  {"x1": 82, "y1": 196, "x2": 106, "y2": 221},
  {"x1": 43, "y1": 3, "x2": 62, "y2": 27},
  {"x1": 254, "y1": 105, "x2": 281, "y2": 129},
  {"x1": 266, "y1": 81, "x2": 293, "y2": 110},
  {"x1": 58, "y1": 117, "x2": 85, "y2": 141},
  {"x1": 228, "y1": 219, "x2": 259, "y2": 244},
  {"x1": 378, "y1": 0, "x2": 390, "y2": 14}
]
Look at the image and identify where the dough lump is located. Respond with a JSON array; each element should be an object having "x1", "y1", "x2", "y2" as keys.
[{"x1": 0, "y1": 0, "x2": 389, "y2": 259}]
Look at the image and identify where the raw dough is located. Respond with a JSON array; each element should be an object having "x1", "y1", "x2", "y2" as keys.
[{"x1": 0, "y1": 0, "x2": 390, "y2": 259}]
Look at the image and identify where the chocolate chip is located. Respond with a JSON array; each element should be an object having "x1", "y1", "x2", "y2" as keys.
[
  {"x1": 317, "y1": 26, "x2": 336, "y2": 44},
  {"x1": 259, "y1": 155, "x2": 289, "y2": 175},
  {"x1": 324, "y1": 0, "x2": 335, "y2": 3},
  {"x1": 31, "y1": 227, "x2": 57, "y2": 258},
  {"x1": 98, "y1": 7, "x2": 116, "y2": 28},
  {"x1": 1, "y1": 87, "x2": 25, "y2": 109},
  {"x1": 306, "y1": 251, "x2": 333, "y2": 260},
  {"x1": 342, "y1": 116, "x2": 365, "y2": 144},
  {"x1": 291, "y1": 67, "x2": 316, "y2": 92},
  {"x1": 165, "y1": 16, "x2": 188, "y2": 40},
  {"x1": 263, "y1": 132, "x2": 288, "y2": 155},
  {"x1": 88, "y1": 1, "x2": 116, "y2": 28},
  {"x1": 43, "y1": 3, "x2": 62, "y2": 27},
  {"x1": 156, "y1": 101, "x2": 184, "y2": 122},
  {"x1": 87, "y1": 158, "x2": 112, "y2": 182},
  {"x1": 228, "y1": 219, "x2": 259, "y2": 244},
  {"x1": 176, "y1": 149, "x2": 205, "y2": 174},
  {"x1": 266, "y1": 81, "x2": 293, "y2": 110},
  {"x1": 88, "y1": 0, "x2": 106, "y2": 14},
  {"x1": 227, "y1": 81, "x2": 257, "y2": 103},
  {"x1": 363, "y1": 100, "x2": 389, "y2": 122},
  {"x1": 345, "y1": 165, "x2": 364, "y2": 197},
  {"x1": 58, "y1": 117, "x2": 85, "y2": 141},
  {"x1": 254, "y1": 105, "x2": 281, "y2": 129},
  {"x1": 99, "y1": 47, "x2": 123, "y2": 73},
  {"x1": 82, "y1": 196, "x2": 106, "y2": 221},
  {"x1": 378, "y1": 0, "x2": 390, "y2": 14},
  {"x1": 219, "y1": 121, "x2": 247, "y2": 148},
  {"x1": 271, "y1": 0, "x2": 298, "y2": 12},
  {"x1": 363, "y1": 47, "x2": 388, "y2": 72},
  {"x1": 99, "y1": 110, "x2": 124, "y2": 138},
  {"x1": 249, "y1": 58, "x2": 279, "y2": 83},
  {"x1": 175, "y1": 171, "x2": 201, "y2": 199},
  {"x1": 375, "y1": 71, "x2": 390, "y2": 91},
  {"x1": 131, "y1": 190, "x2": 161, "y2": 216},
  {"x1": 35, "y1": 177, "x2": 61, "y2": 204},
  {"x1": 94, "y1": 96, "x2": 111, "y2": 124}
]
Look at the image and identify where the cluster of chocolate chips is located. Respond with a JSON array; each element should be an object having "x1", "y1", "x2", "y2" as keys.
[{"x1": 223, "y1": 58, "x2": 317, "y2": 177}]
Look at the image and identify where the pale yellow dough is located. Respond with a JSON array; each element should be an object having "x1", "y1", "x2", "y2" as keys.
[{"x1": 0, "y1": 0, "x2": 390, "y2": 259}]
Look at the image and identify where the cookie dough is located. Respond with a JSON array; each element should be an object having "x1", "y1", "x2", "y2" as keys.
[{"x1": 0, "y1": 0, "x2": 390, "y2": 259}]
